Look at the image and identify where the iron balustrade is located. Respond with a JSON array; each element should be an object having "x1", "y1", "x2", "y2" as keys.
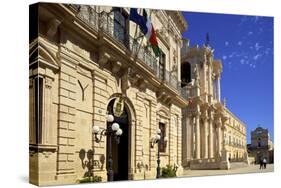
[{"x1": 76, "y1": 6, "x2": 188, "y2": 99}]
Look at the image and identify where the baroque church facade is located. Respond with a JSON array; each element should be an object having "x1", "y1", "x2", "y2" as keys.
[{"x1": 181, "y1": 42, "x2": 248, "y2": 169}]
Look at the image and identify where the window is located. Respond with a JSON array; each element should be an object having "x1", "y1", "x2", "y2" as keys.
[
  {"x1": 113, "y1": 8, "x2": 129, "y2": 46},
  {"x1": 159, "y1": 50, "x2": 166, "y2": 80},
  {"x1": 181, "y1": 62, "x2": 191, "y2": 87},
  {"x1": 258, "y1": 138, "x2": 261, "y2": 147},
  {"x1": 34, "y1": 77, "x2": 43, "y2": 144},
  {"x1": 159, "y1": 123, "x2": 166, "y2": 152}
]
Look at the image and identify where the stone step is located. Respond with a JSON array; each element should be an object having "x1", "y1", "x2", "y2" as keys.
[{"x1": 230, "y1": 162, "x2": 249, "y2": 169}]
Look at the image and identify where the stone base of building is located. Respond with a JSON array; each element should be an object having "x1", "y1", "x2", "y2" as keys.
[
  {"x1": 220, "y1": 161, "x2": 230, "y2": 170},
  {"x1": 190, "y1": 159, "x2": 230, "y2": 170},
  {"x1": 176, "y1": 166, "x2": 184, "y2": 176}
]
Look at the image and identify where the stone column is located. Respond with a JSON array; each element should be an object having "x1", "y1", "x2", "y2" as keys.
[
  {"x1": 217, "y1": 119, "x2": 222, "y2": 158},
  {"x1": 43, "y1": 77, "x2": 53, "y2": 144},
  {"x1": 202, "y1": 112, "x2": 209, "y2": 159},
  {"x1": 190, "y1": 116, "x2": 194, "y2": 160},
  {"x1": 195, "y1": 112, "x2": 201, "y2": 160},
  {"x1": 217, "y1": 75, "x2": 221, "y2": 102},
  {"x1": 29, "y1": 78, "x2": 35, "y2": 143},
  {"x1": 213, "y1": 78, "x2": 217, "y2": 101},
  {"x1": 208, "y1": 63, "x2": 213, "y2": 103},
  {"x1": 56, "y1": 49, "x2": 78, "y2": 181},
  {"x1": 208, "y1": 112, "x2": 214, "y2": 158}
]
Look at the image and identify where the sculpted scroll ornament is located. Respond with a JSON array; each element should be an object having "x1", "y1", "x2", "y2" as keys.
[{"x1": 171, "y1": 49, "x2": 178, "y2": 78}]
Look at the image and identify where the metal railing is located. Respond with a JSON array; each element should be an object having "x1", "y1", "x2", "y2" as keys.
[
  {"x1": 225, "y1": 141, "x2": 246, "y2": 149},
  {"x1": 76, "y1": 6, "x2": 188, "y2": 99}
]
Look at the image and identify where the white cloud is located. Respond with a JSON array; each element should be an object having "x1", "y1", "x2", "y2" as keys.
[
  {"x1": 253, "y1": 54, "x2": 262, "y2": 60},
  {"x1": 265, "y1": 48, "x2": 271, "y2": 55},
  {"x1": 240, "y1": 59, "x2": 245, "y2": 64},
  {"x1": 222, "y1": 55, "x2": 227, "y2": 60},
  {"x1": 238, "y1": 41, "x2": 243, "y2": 46},
  {"x1": 255, "y1": 43, "x2": 262, "y2": 51},
  {"x1": 225, "y1": 41, "x2": 229, "y2": 46},
  {"x1": 248, "y1": 31, "x2": 253, "y2": 35}
]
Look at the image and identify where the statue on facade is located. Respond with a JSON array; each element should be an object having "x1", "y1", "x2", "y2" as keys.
[{"x1": 193, "y1": 64, "x2": 200, "y2": 87}]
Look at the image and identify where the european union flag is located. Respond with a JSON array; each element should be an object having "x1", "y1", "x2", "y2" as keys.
[{"x1": 129, "y1": 8, "x2": 148, "y2": 34}]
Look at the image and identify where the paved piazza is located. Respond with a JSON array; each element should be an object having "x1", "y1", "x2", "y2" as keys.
[{"x1": 182, "y1": 164, "x2": 274, "y2": 177}]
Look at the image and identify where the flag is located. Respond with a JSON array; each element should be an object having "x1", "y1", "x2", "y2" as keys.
[
  {"x1": 129, "y1": 8, "x2": 148, "y2": 34},
  {"x1": 129, "y1": 8, "x2": 160, "y2": 57},
  {"x1": 143, "y1": 9, "x2": 160, "y2": 57}
]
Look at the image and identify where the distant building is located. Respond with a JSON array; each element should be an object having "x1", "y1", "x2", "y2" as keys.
[{"x1": 247, "y1": 127, "x2": 274, "y2": 164}]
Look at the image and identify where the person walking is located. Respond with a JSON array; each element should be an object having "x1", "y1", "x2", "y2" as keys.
[
  {"x1": 263, "y1": 158, "x2": 267, "y2": 169},
  {"x1": 259, "y1": 159, "x2": 263, "y2": 169}
]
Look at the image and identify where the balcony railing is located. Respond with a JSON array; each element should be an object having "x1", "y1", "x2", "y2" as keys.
[
  {"x1": 225, "y1": 141, "x2": 245, "y2": 149},
  {"x1": 76, "y1": 6, "x2": 188, "y2": 99}
]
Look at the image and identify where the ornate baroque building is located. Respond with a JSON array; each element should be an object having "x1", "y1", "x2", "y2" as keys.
[
  {"x1": 181, "y1": 42, "x2": 248, "y2": 169},
  {"x1": 248, "y1": 127, "x2": 274, "y2": 163},
  {"x1": 29, "y1": 3, "x2": 188, "y2": 185}
]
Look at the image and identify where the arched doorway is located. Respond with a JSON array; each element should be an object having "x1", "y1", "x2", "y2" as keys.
[{"x1": 106, "y1": 98, "x2": 131, "y2": 181}]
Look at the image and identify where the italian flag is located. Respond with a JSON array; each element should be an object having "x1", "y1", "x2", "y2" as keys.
[{"x1": 143, "y1": 9, "x2": 161, "y2": 57}]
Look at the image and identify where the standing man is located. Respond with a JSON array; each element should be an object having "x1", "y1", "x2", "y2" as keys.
[
  {"x1": 259, "y1": 158, "x2": 263, "y2": 169},
  {"x1": 263, "y1": 158, "x2": 267, "y2": 169}
]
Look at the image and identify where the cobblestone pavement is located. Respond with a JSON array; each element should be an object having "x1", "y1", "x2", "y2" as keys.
[{"x1": 182, "y1": 164, "x2": 274, "y2": 177}]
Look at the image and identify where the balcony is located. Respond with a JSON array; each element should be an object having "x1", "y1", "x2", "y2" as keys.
[
  {"x1": 224, "y1": 141, "x2": 245, "y2": 149},
  {"x1": 74, "y1": 5, "x2": 188, "y2": 100}
]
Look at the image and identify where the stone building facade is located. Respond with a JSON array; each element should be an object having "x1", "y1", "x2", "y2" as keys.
[
  {"x1": 29, "y1": 3, "x2": 188, "y2": 186},
  {"x1": 224, "y1": 108, "x2": 247, "y2": 162},
  {"x1": 181, "y1": 44, "x2": 248, "y2": 170},
  {"x1": 248, "y1": 127, "x2": 274, "y2": 163}
]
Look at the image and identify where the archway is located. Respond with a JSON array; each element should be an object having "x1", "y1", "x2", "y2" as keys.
[{"x1": 106, "y1": 97, "x2": 134, "y2": 181}]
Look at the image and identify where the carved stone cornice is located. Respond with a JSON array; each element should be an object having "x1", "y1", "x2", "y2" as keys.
[
  {"x1": 166, "y1": 10, "x2": 188, "y2": 33},
  {"x1": 157, "y1": 27, "x2": 170, "y2": 48}
]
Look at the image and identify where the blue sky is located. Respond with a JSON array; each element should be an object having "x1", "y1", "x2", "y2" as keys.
[{"x1": 182, "y1": 12, "x2": 274, "y2": 143}]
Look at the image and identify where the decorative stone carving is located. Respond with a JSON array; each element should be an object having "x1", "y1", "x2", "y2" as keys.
[
  {"x1": 47, "y1": 18, "x2": 61, "y2": 38},
  {"x1": 171, "y1": 49, "x2": 178, "y2": 78},
  {"x1": 121, "y1": 69, "x2": 130, "y2": 94},
  {"x1": 98, "y1": 52, "x2": 111, "y2": 66},
  {"x1": 112, "y1": 61, "x2": 122, "y2": 73},
  {"x1": 45, "y1": 77, "x2": 52, "y2": 89}
]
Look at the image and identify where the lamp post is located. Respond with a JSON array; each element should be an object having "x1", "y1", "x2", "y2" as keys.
[
  {"x1": 92, "y1": 114, "x2": 123, "y2": 181},
  {"x1": 150, "y1": 128, "x2": 168, "y2": 178}
]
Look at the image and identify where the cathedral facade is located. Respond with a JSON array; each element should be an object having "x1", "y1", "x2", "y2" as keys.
[{"x1": 181, "y1": 43, "x2": 248, "y2": 169}]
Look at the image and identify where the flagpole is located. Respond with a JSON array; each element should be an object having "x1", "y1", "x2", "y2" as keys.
[
  {"x1": 133, "y1": 9, "x2": 153, "y2": 61},
  {"x1": 132, "y1": 8, "x2": 143, "y2": 61},
  {"x1": 132, "y1": 9, "x2": 140, "y2": 46}
]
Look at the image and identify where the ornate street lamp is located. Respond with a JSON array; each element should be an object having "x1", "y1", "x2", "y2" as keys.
[
  {"x1": 150, "y1": 128, "x2": 168, "y2": 178},
  {"x1": 92, "y1": 114, "x2": 123, "y2": 181}
]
